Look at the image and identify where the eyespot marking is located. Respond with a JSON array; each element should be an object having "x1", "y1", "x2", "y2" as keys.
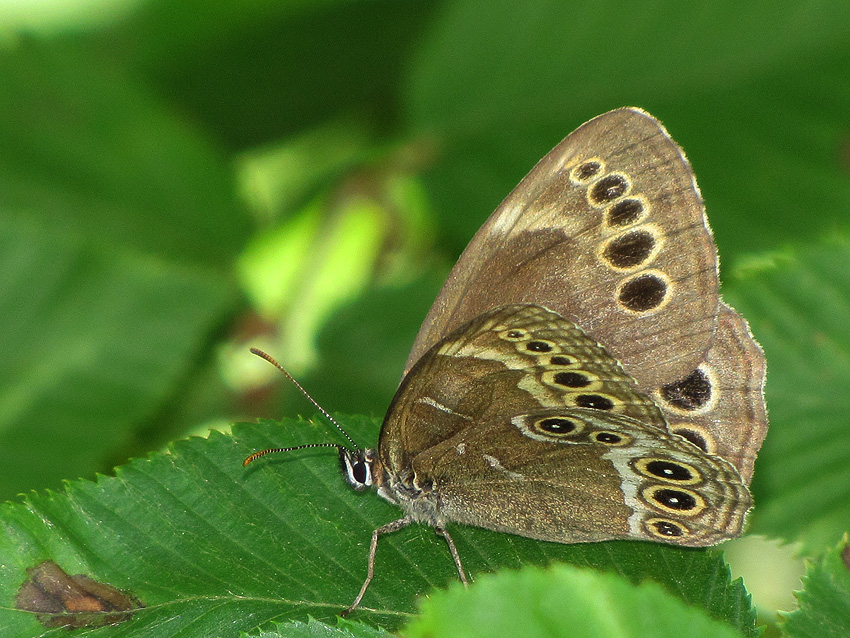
[
  {"x1": 644, "y1": 518, "x2": 690, "y2": 539},
  {"x1": 634, "y1": 458, "x2": 701, "y2": 485},
  {"x1": 511, "y1": 414, "x2": 588, "y2": 443},
  {"x1": 554, "y1": 371, "x2": 591, "y2": 387},
  {"x1": 606, "y1": 198, "x2": 646, "y2": 227},
  {"x1": 617, "y1": 272, "x2": 670, "y2": 313},
  {"x1": 642, "y1": 486, "x2": 705, "y2": 515},
  {"x1": 602, "y1": 229, "x2": 657, "y2": 269},
  {"x1": 549, "y1": 355, "x2": 573, "y2": 366},
  {"x1": 542, "y1": 370, "x2": 602, "y2": 393},
  {"x1": 571, "y1": 159, "x2": 604, "y2": 183},
  {"x1": 593, "y1": 431, "x2": 629, "y2": 446},
  {"x1": 538, "y1": 417, "x2": 578, "y2": 434},
  {"x1": 499, "y1": 328, "x2": 530, "y2": 341},
  {"x1": 661, "y1": 367, "x2": 712, "y2": 411},
  {"x1": 670, "y1": 425, "x2": 717, "y2": 454},
  {"x1": 589, "y1": 174, "x2": 630, "y2": 205},
  {"x1": 525, "y1": 339, "x2": 555, "y2": 353},
  {"x1": 574, "y1": 394, "x2": 615, "y2": 410}
]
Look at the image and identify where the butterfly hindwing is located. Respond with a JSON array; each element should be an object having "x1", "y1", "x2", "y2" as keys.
[
  {"x1": 412, "y1": 407, "x2": 750, "y2": 547},
  {"x1": 380, "y1": 303, "x2": 750, "y2": 547}
]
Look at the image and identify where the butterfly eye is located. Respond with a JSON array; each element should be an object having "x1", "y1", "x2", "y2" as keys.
[
  {"x1": 353, "y1": 462, "x2": 369, "y2": 485},
  {"x1": 340, "y1": 449, "x2": 374, "y2": 490}
]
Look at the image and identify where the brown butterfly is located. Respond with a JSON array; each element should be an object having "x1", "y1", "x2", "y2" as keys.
[{"x1": 245, "y1": 107, "x2": 767, "y2": 614}]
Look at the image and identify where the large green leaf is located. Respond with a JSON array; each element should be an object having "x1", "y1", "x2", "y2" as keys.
[
  {"x1": 406, "y1": 564, "x2": 745, "y2": 638},
  {"x1": 0, "y1": 216, "x2": 234, "y2": 499},
  {"x1": 0, "y1": 36, "x2": 245, "y2": 498},
  {"x1": 0, "y1": 37, "x2": 250, "y2": 267},
  {"x1": 0, "y1": 417, "x2": 756, "y2": 637},
  {"x1": 254, "y1": 618, "x2": 393, "y2": 638},
  {"x1": 724, "y1": 241, "x2": 850, "y2": 553},
  {"x1": 126, "y1": 0, "x2": 440, "y2": 147},
  {"x1": 406, "y1": 0, "x2": 850, "y2": 131},
  {"x1": 403, "y1": 1, "x2": 850, "y2": 261}
]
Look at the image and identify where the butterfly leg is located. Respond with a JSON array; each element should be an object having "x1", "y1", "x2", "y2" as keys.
[
  {"x1": 435, "y1": 525, "x2": 468, "y2": 587},
  {"x1": 342, "y1": 516, "x2": 413, "y2": 616}
]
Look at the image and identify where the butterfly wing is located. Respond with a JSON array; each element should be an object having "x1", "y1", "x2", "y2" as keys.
[
  {"x1": 405, "y1": 107, "x2": 719, "y2": 391},
  {"x1": 412, "y1": 406, "x2": 750, "y2": 547},
  {"x1": 402, "y1": 107, "x2": 767, "y2": 481},
  {"x1": 649, "y1": 303, "x2": 767, "y2": 482},
  {"x1": 380, "y1": 304, "x2": 750, "y2": 547},
  {"x1": 380, "y1": 304, "x2": 666, "y2": 477}
]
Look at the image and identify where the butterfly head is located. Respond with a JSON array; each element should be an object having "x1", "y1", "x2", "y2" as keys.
[{"x1": 340, "y1": 447, "x2": 377, "y2": 491}]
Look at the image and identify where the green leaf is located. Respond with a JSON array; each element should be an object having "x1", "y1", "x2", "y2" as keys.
[
  {"x1": 406, "y1": 0, "x2": 850, "y2": 131},
  {"x1": 0, "y1": 36, "x2": 246, "y2": 498},
  {"x1": 128, "y1": 0, "x2": 439, "y2": 146},
  {"x1": 0, "y1": 418, "x2": 756, "y2": 637},
  {"x1": 0, "y1": 216, "x2": 234, "y2": 499},
  {"x1": 780, "y1": 538, "x2": 850, "y2": 638},
  {"x1": 255, "y1": 618, "x2": 393, "y2": 638},
  {"x1": 405, "y1": 563, "x2": 745, "y2": 638},
  {"x1": 724, "y1": 241, "x2": 850, "y2": 553},
  {"x1": 0, "y1": 37, "x2": 250, "y2": 267}
]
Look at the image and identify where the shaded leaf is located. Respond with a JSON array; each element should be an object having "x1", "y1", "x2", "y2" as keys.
[
  {"x1": 129, "y1": 0, "x2": 440, "y2": 147},
  {"x1": 0, "y1": 217, "x2": 234, "y2": 499},
  {"x1": 0, "y1": 37, "x2": 250, "y2": 267}
]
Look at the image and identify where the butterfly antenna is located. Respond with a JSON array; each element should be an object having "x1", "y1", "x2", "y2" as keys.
[
  {"x1": 243, "y1": 442, "x2": 343, "y2": 467},
  {"x1": 249, "y1": 347, "x2": 361, "y2": 452}
]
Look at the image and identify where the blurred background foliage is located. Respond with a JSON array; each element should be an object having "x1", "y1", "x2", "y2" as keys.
[{"x1": 1, "y1": 0, "x2": 850, "y2": 632}]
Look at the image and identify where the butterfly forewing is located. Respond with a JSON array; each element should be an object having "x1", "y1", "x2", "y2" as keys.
[{"x1": 405, "y1": 107, "x2": 719, "y2": 392}]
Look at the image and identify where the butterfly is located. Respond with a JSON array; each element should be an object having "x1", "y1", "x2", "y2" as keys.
[{"x1": 245, "y1": 107, "x2": 767, "y2": 614}]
